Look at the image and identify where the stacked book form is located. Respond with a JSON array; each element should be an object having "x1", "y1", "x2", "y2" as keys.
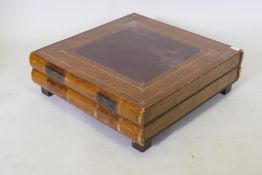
[{"x1": 30, "y1": 13, "x2": 243, "y2": 152}]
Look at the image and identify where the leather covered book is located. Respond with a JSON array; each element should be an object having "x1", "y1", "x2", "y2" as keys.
[
  {"x1": 31, "y1": 70, "x2": 143, "y2": 144},
  {"x1": 29, "y1": 13, "x2": 243, "y2": 152}
]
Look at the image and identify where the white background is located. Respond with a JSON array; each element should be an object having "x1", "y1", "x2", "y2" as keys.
[{"x1": 1, "y1": 0, "x2": 262, "y2": 174}]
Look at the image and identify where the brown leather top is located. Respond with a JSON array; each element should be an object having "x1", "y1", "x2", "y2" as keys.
[
  {"x1": 32, "y1": 13, "x2": 240, "y2": 107},
  {"x1": 75, "y1": 27, "x2": 199, "y2": 83}
]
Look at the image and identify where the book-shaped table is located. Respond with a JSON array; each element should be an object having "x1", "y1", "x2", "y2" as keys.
[{"x1": 30, "y1": 13, "x2": 243, "y2": 152}]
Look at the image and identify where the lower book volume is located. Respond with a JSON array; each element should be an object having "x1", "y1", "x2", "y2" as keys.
[{"x1": 31, "y1": 67, "x2": 239, "y2": 151}]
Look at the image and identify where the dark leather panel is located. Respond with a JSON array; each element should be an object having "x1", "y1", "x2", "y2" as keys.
[{"x1": 75, "y1": 26, "x2": 199, "y2": 83}]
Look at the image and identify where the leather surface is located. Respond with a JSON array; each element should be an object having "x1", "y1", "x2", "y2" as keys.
[
  {"x1": 32, "y1": 13, "x2": 240, "y2": 106},
  {"x1": 75, "y1": 27, "x2": 199, "y2": 83}
]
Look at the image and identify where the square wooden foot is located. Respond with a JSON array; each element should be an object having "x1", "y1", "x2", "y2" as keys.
[
  {"x1": 41, "y1": 87, "x2": 53, "y2": 97},
  {"x1": 221, "y1": 85, "x2": 232, "y2": 95},
  {"x1": 132, "y1": 140, "x2": 152, "y2": 152}
]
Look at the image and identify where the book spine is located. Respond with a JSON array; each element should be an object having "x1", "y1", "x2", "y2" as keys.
[
  {"x1": 31, "y1": 69, "x2": 144, "y2": 145},
  {"x1": 30, "y1": 53, "x2": 144, "y2": 126}
]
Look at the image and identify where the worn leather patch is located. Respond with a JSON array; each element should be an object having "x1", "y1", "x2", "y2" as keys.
[
  {"x1": 45, "y1": 63, "x2": 65, "y2": 84},
  {"x1": 96, "y1": 93, "x2": 117, "y2": 112}
]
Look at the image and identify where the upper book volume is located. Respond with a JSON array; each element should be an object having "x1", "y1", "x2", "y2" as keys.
[{"x1": 32, "y1": 13, "x2": 240, "y2": 106}]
